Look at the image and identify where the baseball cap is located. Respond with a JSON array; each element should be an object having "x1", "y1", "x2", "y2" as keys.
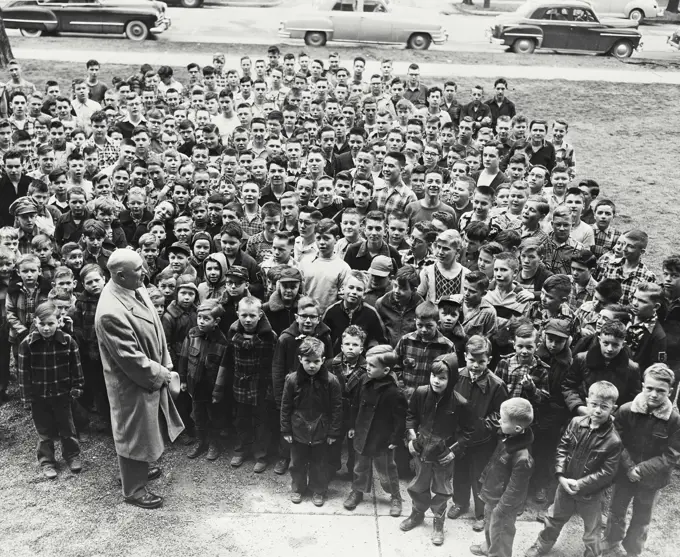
[
  {"x1": 225, "y1": 265, "x2": 249, "y2": 282},
  {"x1": 544, "y1": 318, "x2": 570, "y2": 338},
  {"x1": 368, "y1": 255, "x2": 393, "y2": 277},
  {"x1": 437, "y1": 294, "x2": 464, "y2": 307},
  {"x1": 278, "y1": 267, "x2": 302, "y2": 283},
  {"x1": 9, "y1": 197, "x2": 38, "y2": 217},
  {"x1": 166, "y1": 242, "x2": 191, "y2": 257}
]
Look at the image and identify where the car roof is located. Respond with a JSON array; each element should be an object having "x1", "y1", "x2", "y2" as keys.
[{"x1": 523, "y1": 0, "x2": 595, "y2": 9}]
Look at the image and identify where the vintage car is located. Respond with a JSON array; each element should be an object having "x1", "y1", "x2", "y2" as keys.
[
  {"x1": 279, "y1": 0, "x2": 449, "y2": 50},
  {"x1": 669, "y1": 26, "x2": 680, "y2": 49},
  {"x1": 488, "y1": 1, "x2": 643, "y2": 58},
  {"x1": 587, "y1": 0, "x2": 664, "y2": 22},
  {"x1": 1, "y1": 0, "x2": 171, "y2": 41}
]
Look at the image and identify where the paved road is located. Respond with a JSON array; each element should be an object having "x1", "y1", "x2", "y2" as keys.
[{"x1": 5, "y1": 0, "x2": 679, "y2": 59}]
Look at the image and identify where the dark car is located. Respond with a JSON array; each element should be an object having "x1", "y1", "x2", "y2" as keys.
[
  {"x1": 488, "y1": 0, "x2": 643, "y2": 58},
  {"x1": 1, "y1": 0, "x2": 171, "y2": 41}
]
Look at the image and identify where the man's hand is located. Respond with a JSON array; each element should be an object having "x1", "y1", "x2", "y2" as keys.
[
  {"x1": 408, "y1": 440, "x2": 419, "y2": 457},
  {"x1": 348, "y1": 429, "x2": 355, "y2": 439},
  {"x1": 283, "y1": 435, "x2": 293, "y2": 444},
  {"x1": 327, "y1": 437, "x2": 337, "y2": 445},
  {"x1": 438, "y1": 451, "x2": 455, "y2": 466},
  {"x1": 516, "y1": 289, "x2": 534, "y2": 303},
  {"x1": 628, "y1": 467, "x2": 642, "y2": 483},
  {"x1": 559, "y1": 476, "x2": 579, "y2": 495},
  {"x1": 160, "y1": 369, "x2": 174, "y2": 384}
]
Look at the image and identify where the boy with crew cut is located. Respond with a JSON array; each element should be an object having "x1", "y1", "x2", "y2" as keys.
[
  {"x1": 344, "y1": 345, "x2": 407, "y2": 517},
  {"x1": 19, "y1": 301, "x2": 84, "y2": 479},
  {"x1": 178, "y1": 299, "x2": 229, "y2": 461},
  {"x1": 626, "y1": 282, "x2": 667, "y2": 375},
  {"x1": 470, "y1": 398, "x2": 535, "y2": 557},
  {"x1": 526, "y1": 381, "x2": 623, "y2": 557},
  {"x1": 603, "y1": 364, "x2": 680, "y2": 557},
  {"x1": 450, "y1": 335, "x2": 508, "y2": 532},
  {"x1": 281, "y1": 337, "x2": 343, "y2": 507},
  {"x1": 401, "y1": 354, "x2": 474, "y2": 546}
]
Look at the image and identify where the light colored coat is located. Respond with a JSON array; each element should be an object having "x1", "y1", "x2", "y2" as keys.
[{"x1": 96, "y1": 280, "x2": 184, "y2": 462}]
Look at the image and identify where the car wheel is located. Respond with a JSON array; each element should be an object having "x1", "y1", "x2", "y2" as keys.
[
  {"x1": 407, "y1": 33, "x2": 432, "y2": 50},
  {"x1": 628, "y1": 9, "x2": 644, "y2": 22},
  {"x1": 610, "y1": 39, "x2": 633, "y2": 58},
  {"x1": 512, "y1": 38, "x2": 536, "y2": 54},
  {"x1": 304, "y1": 31, "x2": 327, "y2": 47},
  {"x1": 20, "y1": 28, "x2": 43, "y2": 38},
  {"x1": 125, "y1": 20, "x2": 149, "y2": 41},
  {"x1": 181, "y1": 0, "x2": 203, "y2": 7}
]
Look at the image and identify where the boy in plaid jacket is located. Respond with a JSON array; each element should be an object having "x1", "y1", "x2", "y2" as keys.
[
  {"x1": 178, "y1": 299, "x2": 230, "y2": 461},
  {"x1": 215, "y1": 296, "x2": 277, "y2": 473},
  {"x1": 72, "y1": 264, "x2": 108, "y2": 428},
  {"x1": 18, "y1": 301, "x2": 84, "y2": 479}
]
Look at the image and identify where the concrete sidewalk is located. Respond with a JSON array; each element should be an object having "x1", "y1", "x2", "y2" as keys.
[{"x1": 14, "y1": 47, "x2": 680, "y2": 84}]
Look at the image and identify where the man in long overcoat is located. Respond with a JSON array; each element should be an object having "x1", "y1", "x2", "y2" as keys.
[{"x1": 96, "y1": 250, "x2": 184, "y2": 509}]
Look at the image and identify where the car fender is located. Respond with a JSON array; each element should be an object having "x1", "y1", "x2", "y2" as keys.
[
  {"x1": 501, "y1": 25, "x2": 545, "y2": 48},
  {"x1": 622, "y1": 0, "x2": 655, "y2": 18},
  {"x1": 1, "y1": 6, "x2": 60, "y2": 32},
  {"x1": 280, "y1": 15, "x2": 334, "y2": 38}
]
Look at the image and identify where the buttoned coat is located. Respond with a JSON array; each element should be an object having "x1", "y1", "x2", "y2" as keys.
[{"x1": 96, "y1": 281, "x2": 184, "y2": 462}]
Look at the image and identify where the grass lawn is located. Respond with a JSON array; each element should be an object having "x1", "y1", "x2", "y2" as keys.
[{"x1": 1, "y1": 60, "x2": 679, "y2": 555}]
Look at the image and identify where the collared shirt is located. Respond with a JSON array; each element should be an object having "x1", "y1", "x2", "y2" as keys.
[
  {"x1": 294, "y1": 237, "x2": 319, "y2": 265},
  {"x1": 543, "y1": 233, "x2": 585, "y2": 275},
  {"x1": 568, "y1": 276, "x2": 597, "y2": 311},
  {"x1": 240, "y1": 211, "x2": 263, "y2": 239},
  {"x1": 591, "y1": 224, "x2": 621, "y2": 258},
  {"x1": 374, "y1": 182, "x2": 417, "y2": 214},
  {"x1": 522, "y1": 140, "x2": 556, "y2": 171},
  {"x1": 524, "y1": 300, "x2": 580, "y2": 339},
  {"x1": 601, "y1": 258, "x2": 657, "y2": 306},
  {"x1": 485, "y1": 96, "x2": 516, "y2": 127},
  {"x1": 494, "y1": 354, "x2": 549, "y2": 404},
  {"x1": 85, "y1": 136, "x2": 119, "y2": 169},
  {"x1": 626, "y1": 317, "x2": 657, "y2": 355},
  {"x1": 9, "y1": 115, "x2": 35, "y2": 137}
]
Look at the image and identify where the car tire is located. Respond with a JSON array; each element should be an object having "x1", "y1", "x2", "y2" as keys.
[
  {"x1": 512, "y1": 38, "x2": 536, "y2": 54},
  {"x1": 125, "y1": 20, "x2": 149, "y2": 41},
  {"x1": 181, "y1": 0, "x2": 203, "y2": 7},
  {"x1": 628, "y1": 8, "x2": 644, "y2": 22},
  {"x1": 20, "y1": 28, "x2": 43, "y2": 38},
  {"x1": 304, "y1": 31, "x2": 327, "y2": 47},
  {"x1": 407, "y1": 33, "x2": 431, "y2": 50},
  {"x1": 610, "y1": 39, "x2": 633, "y2": 58}
]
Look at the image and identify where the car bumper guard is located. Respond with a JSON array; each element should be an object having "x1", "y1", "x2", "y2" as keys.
[{"x1": 151, "y1": 17, "x2": 171, "y2": 34}]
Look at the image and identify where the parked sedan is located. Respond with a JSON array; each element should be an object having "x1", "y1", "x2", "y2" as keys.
[
  {"x1": 1, "y1": 0, "x2": 171, "y2": 41},
  {"x1": 279, "y1": 0, "x2": 448, "y2": 50},
  {"x1": 488, "y1": 0, "x2": 642, "y2": 58}
]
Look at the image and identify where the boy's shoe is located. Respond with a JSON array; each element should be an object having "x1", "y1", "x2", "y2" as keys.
[
  {"x1": 469, "y1": 544, "x2": 489, "y2": 556},
  {"x1": 602, "y1": 542, "x2": 626, "y2": 557},
  {"x1": 67, "y1": 457, "x2": 83, "y2": 473},
  {"x1": 399, "y1": 510, "x2": 425, "y2": 532},
  {"x1": 253, "y1": 459, "x2": 267, "y2": 473},
  {"x1": 290, "y1": 492, "x2": 303, "y2": 504},
  {"x1": 472, "y1": 517, "x2": 485, "y2": 532},
  {"x1": 312, "y1": 493, "x2": 326, "y2": 507},
  {"x1": 230, "y1": 454, "x2": 245, "y2": 468},
  {"x1": 206, "y1": 443, "x2": 221, "y2": 461},
  {"x1": 432, "y1": 514, "x2": 445, "y2": 546},
  {"x1": 42, "y1": 465, "x2": 58, "y2": 479},
  {"x1": 525, "y1": 544, "x2": 546, "y2": 557},
  {"x1": 535, "y1": 488, "x2": 547, "y2": 503},
  {"x1": 273, "y1": 458, "x2": 289, "y2": 475},
  {"x1": 447, "y1": 504, "x2": 468, "y2": 519},
  {"x1": 188, "y1": 443, "x2": 208, "y2": 459},
  {"x1": 343, "y1": 490, "x2": 363, "y2": 510},
  {"x1": 390, "y1": 497, "x2": 402, "y2": 517}
]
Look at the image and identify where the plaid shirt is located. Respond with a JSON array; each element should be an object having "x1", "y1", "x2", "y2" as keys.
[
  {"x1": 240, "y1": 211, "x2": 264, "y2": 239},
  {"x1": 18, "y1": 330, "x2": 84, "y2": 405},
  {"x1": 459, "y1": 212, "x2": 509, "y2": 241},
  {"x1": 177, "y1": 326, "x2": 229, "y2": 401},
  {"x1": 494, "y1": 354, "x2": 550, "y2": 405},
  {"x1": 543, "y1": 234, "x2": 585, "y2": 275},
  {"x1": 399, "y1": 248, "x2": 436, "y2": 269},
  {"x1": 245, "y1": 231, "x2": 273, "y2": 265},
  {"x1": 601, "y1": 258, "x2": 657, "y2": 306},
  {"x1": 524, "y1": 300, "x2": 581, "y2": 340},
  {"x1": 85, "y1": 137, "x2": 119, "y2": 169},
  {"x1": 568, "y1": 276, "x2": 597, "y2": 311},
  {"x1": 575, "y1": 300, "x2": 599, "y2": 333},
  {"x1": 510, "y1": 221, "x2": 550, "y2": 249},
  {"x1": 374, "y1": 182, "x2": 417, "y2": 215},
  {"x1": 591, "y1": 224, "x2": 620, "y2": 258},
  {"x1": 72, "y1": 291, "x2": 101, "y2": 361},
  {"x1": 219, "y1": 318, "x2": 277, "y2": 405},
  {"x1": 6, "y1": 281, "x2": 50, "y2": 343},
  {"x1": 9, "y1": 115, "x2": 35, "y2": 137},
  {"x1": 395, "y1": 330, "x2": 455, "y2": 391}
]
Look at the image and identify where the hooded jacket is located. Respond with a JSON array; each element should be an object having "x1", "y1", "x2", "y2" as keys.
[
  {"x1": 350, "y1": 372, "x2": 407, "y2": 457},
  {"x1": 280, "y1": 364, "x2": 343, "y2": 445},
  {"x1": 198, "y1": 252, "x2": 228, "y2": 302},
  {"x1": 272, "y1": 321, "x2": 334, "y2": 408}
]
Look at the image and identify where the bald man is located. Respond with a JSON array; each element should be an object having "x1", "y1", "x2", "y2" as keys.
[{"x1": 95, "y1": 250, "x2": 184, "y2": 509}]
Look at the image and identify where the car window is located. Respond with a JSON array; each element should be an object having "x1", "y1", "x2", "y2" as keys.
[
  {"x1": 573, "y1": 8, "x2": 597, "y2": 22},
  {"x1": 332, "y1": 1, "x2": 354, "y2": 11},
  {"x1": 543, "y1": 8, "x2": 570, "y2": 21},
  {"x1": 364, "y1": 1, "x2": 385, "y2": 11}
]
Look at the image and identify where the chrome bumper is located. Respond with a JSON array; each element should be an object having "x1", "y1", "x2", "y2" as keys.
[
  {"x1": 151, "y1": 17, "x2": 171, "y2": 34},
  {"x1": 432, "y1": 30, "x2": 449, "y2": 45}
]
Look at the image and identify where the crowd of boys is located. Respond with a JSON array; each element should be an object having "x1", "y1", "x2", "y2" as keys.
[{"x1": 1, "y1": 48, "x2": 679, "y2": 557}]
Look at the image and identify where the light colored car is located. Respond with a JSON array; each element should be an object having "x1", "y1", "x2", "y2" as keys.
[
  {"x1": 278, "y1": 0, "x2": 449, "y2": 50},
  {"x1": 586, "y1": 0, "x2": 664, "y2": 21}
]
